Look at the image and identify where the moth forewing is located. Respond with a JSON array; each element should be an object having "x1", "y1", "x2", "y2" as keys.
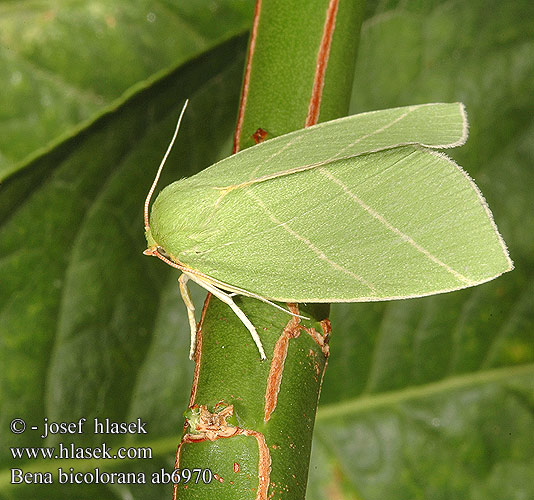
[
  {"x1": 175, "y1": 102, "x2": 469, "y2": 189},
  {"x1": 144, "y1": 102, "x2": 512, "y2": 360}
]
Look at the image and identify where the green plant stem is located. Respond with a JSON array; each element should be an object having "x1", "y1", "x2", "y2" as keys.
[{"x1": 174, "y1": 1, "x2": 365, "y2": 499}]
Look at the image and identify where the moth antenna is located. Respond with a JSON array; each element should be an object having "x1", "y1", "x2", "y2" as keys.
[{"x1": 144, "y1": 99, "x2": 189, "y2": 232}]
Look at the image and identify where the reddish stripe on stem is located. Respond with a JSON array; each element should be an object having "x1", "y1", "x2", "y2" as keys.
[
  {"x1": 233, "y1": 0, "x2": 263, "y2": 153},
  {"x1": 188, "y1": 294, "x2": 210, "y2": 407},
  {"x1": 264, "y1": 305, "x2": 301, "y2": 422},
  {"x1": 264, "y1": 306, "x2": 330, "y2": 422},
  {"x1": 305, "y1": 0, "x2": 339, "y2": 127}
]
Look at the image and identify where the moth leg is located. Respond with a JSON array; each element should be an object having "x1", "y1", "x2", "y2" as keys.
[
  {"x1": 184, "y1": 272, "x2": 267, "y2": 360},
  {"x1": 178, "y1": 273, "x2": 198, "y2": 360}
]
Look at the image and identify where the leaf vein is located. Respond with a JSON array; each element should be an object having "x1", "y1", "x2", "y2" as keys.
[{"x1": 317, "y1": 363, "x2": 534, "y2": 419}]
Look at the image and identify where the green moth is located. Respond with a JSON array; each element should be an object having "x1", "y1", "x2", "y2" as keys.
[{"x1": 144, "y1": 101, "x2": 513, "y2": 360}]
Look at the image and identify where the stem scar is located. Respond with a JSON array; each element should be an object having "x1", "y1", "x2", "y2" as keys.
[
  {"x1": 252, "y1": 128, "x2": 268, "y2": 144},
  {"x1": 175, "y1": 404, "x2": 271, "y2": 500}
]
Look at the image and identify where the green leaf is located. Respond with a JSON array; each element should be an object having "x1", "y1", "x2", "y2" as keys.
[
  {"x1": 308, "y1": 0, "x2": 534, "y2": 498},
  {"x1": 0, "y1": 0, "x2": 252, "y2": 177},
  {"x1": 0, "y1": 35, "x2": 246, "y2": 499}
]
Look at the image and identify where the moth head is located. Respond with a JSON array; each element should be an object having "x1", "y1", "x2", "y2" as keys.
[
  {"x1": 143, "y1": 227, "x2": 158, "y2": 255},
  {"x1": 146, "y1": 179, "x2": 221, "y2": 258}
]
